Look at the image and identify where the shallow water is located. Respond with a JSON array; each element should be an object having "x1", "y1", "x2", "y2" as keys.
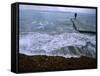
[{"x1": 19, "y1": 32, "x2": 96, "y2": 58}]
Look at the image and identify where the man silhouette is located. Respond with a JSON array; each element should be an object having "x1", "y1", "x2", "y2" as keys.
[{"x1": 74, "y1": 13, "x2": 77, "y2": 19}]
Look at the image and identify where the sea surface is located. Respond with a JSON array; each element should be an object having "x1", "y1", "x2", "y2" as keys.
[{"x1": 19, "y1": 10, "x2": 96, "y2": 58}]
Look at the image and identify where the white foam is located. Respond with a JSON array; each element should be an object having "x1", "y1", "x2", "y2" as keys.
[{"x1": 19, "y1": 32, "x2": 96, "y2": 58}]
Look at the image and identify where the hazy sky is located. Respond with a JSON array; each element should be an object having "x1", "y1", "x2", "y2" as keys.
[{"x1": 19, "y1": 4, "x2": 96, "y2": 14}]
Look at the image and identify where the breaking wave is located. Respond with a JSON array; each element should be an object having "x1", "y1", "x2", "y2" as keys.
[{"x1": 19, "y1": 32, "x2": 96, "y2": 58}]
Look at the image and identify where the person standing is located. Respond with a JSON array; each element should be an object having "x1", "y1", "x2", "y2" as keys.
[{"x1": 74, "y1": 13, "x2": 77, "y2": 19}]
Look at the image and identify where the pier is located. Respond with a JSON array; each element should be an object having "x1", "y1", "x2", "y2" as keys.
[{"x1": 71, "y1": 18, "x2": 96, "y2": 34}]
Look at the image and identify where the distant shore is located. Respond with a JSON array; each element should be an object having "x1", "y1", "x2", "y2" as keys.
[{"x1": 18, "y1": 54, "x2": 97, "y2": 73}]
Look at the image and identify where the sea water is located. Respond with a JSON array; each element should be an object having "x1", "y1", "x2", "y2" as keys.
[{"x1": 19, "y1": 9, "x2": 96, "y2": 58}]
